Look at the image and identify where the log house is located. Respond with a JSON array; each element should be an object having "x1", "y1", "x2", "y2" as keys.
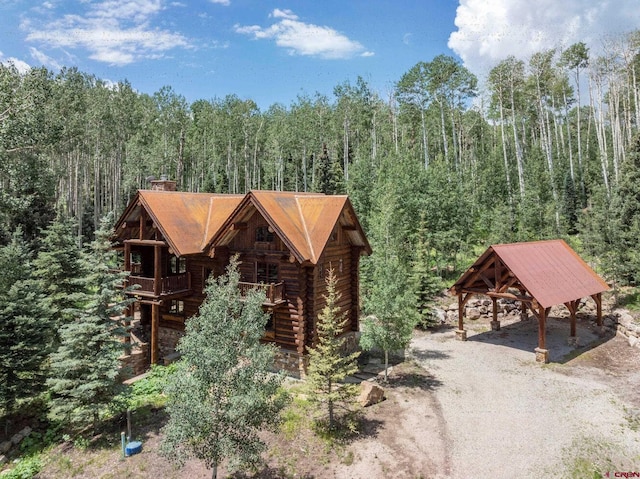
[{"x1": 112, "y1": 181, "x2": 371, "y2": 376}]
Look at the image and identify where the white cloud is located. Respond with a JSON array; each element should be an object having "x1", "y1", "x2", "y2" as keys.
[
  {"x1": 29, "y1": 46, "x2": 62, "y2": 70},
  {"x1": 24, "y1": 0, "x2": 191, "y2": 66},
  {"x1": 0, "y1": 52, "x2": 31, "y2": 74},
  {"x1": 209, "y1": 0, "x2": 230, "y2": 5},
  {"x1": 448, "y1": 0, "x2": 640, "y2": 77},
  {"x1": 235, "y1": 9, "x2": 371, "y2": 60},
  {"x1": 403, "y1": 33, "x2": 412, "y2": 46}
]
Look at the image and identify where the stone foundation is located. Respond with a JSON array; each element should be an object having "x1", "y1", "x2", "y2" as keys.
[
  {"x1": 119, "y1": 342, "x2": 149, "y2": 378},
  {"x1": 159, "y1": 327, "x2": 182, "y2": 359},
  {"x1": 272, "y1": 348, "x2": 306, "y2": 378},
  {"x1": 534, "y1": 347, "x2": 549, "y2": 363}
]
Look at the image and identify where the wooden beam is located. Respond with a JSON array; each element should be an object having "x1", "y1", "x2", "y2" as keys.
[
  {"x1": 592, "y1": 293, "x2": 603, "y2": 327},
  {"x1": 151, "y1": 303, "x2": 160, "y2": 364},
  {"x1": 478, "y1": 272, "x2": 495, "y2": 289},
  {"x1": 154, "y1": 244, "x2": 162, "y2": 297},
  {"x1": 486, "y1": 291, "x2": 534, "y2": 303},
  {"x1": 124, "y1": 239, "x2": 167, "y2": 246},
  {"x1": 538, "y1": 306, "x2": 546, "y2": 350},
  {"x1": 565, "y1": 300, "x2": 579, "y2": 337},
  {"x1": 231, "y1": 222, "x2": 247, "y2": 231},
  {"x1": 125, "y1": 220, "x2": 153, "y2": 228}
]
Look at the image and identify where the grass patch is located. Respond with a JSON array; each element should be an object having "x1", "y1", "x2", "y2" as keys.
[{"x1": 558, "y1": 436, "x2": 637, "y2": 479}]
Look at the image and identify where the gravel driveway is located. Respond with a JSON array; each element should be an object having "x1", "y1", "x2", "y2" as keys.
[{"x1": 408, "y1": 317, "x2": 640, "y2": 479}]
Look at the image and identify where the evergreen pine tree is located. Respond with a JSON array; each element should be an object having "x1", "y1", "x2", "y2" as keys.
[
  {"x1": 609, "y1": 134, "x2": 640, "y2": 285},
  {"x1": 33, "y1": 215, "x2": 87, "y2": 335},
  {"x1": 561, "y1": 172, "x2": 579, "y2": 235},
  {"x1": 47, "y1": 215, "x2": 129, "y2": 432},
  {"x1": 161, "y1": 258, "x2": 287, "y2": 479},
  {"x1": 411, "y1": 216, "x2": 442, "y2": 328},
  {"x1": 0, "y1": 230, "x2": 52, "y2": 416},
  {"x1": 306, "y1": 268, "x2": 360, "y2": 429},
  {"x1": 312, "y1": 143, "x2": 343, "y2": 194}
]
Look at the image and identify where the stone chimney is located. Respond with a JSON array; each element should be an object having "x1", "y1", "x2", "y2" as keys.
[{"x1": 150, "y1": 175, "x2": 177, "y2": 191}]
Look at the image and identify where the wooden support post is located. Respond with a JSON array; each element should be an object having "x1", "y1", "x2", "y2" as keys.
[
  {"x1": 490, "y1": 297, "x2": 500, "y2": 331},
  {"x1": 592, "y1": 293, "x2": 603, "y2": 327},
  {"x1": 565, "y1": 300, "x2": 580, "y2": 347},
  {"x1": 154, "y1": 244, "x2": 161, "y2": 297},
  {"x1": 535, "y1": 306, "x2": 549, "y2": 363},
  {"x1": 124, "y1": 242, "x2": 131, "y2": 273},
  {"x1": 456, "y1": 293, "x2": 467, "y2": 341},
  {"x1": 151, "y1": 303, "x2": 160, "y2": 364}
]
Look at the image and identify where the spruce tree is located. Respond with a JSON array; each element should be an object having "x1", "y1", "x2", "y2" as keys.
[
  {"x1": 161, "y1": 258, "x2": 287, "y2": 479},
  {"x1": 0, "y1": 230, "x2": 51, "y2": 416},
  {"x1": 561, "y1": 172, "x2": 579, "y2": 235},
  {"x1": 609, "y1": 134, "x2": 640, "y2": 284},
  {"x1": 47, "y1": 215, "x2": 129, "y2": 432},
  {"x1": 306, "y1": 268, "x2": 360, "y2": 429},
  {"x1": 411, "y1": 215, "x2": 443, "y2": 328},
  {"x1": 33, "y1": 215, "x2": 87, "y2": 335}
]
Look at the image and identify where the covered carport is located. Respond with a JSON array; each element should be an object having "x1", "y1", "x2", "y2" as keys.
[{"x1": 450, "y1": 239, "x2": 610, "y2": 363}]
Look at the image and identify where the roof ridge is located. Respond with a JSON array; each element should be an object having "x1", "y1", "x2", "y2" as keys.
[{"x1": 296, "y1": 196, "x2": 315, "y2": 263}]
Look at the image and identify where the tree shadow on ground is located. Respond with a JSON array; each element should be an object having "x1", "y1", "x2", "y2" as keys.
[
  {"x1": 379, "y1": 360, "x2": 444, "y2": 392},
  {"x1": 229, "y1": 466, "x2": 315, "y2": 478},
  {"x1": 466, "y1": 316, "x2": 616, "y2": 364},
  {"x1": 409, "y1": 347, "x2": 451, "y2": 363}
]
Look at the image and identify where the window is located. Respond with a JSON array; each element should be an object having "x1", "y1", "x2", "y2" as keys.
[
  {"x1": 202, "y1": 267, "x2": 213, "y2": 293},
  {"x1": 256, "y1": 262, "x2": 278, "y2": 284},
  {"x1": 169, "y1": 300, "x2": 184, "y2": 315},
  {"x1": 170, "y1": 256, "x2": 187, "y2": 274},
  {"x1": 256, "y1": 226, "x2": 275, "y2": 242}
]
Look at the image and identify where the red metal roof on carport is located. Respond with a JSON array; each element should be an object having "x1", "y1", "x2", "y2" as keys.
[{"x1": 452, "y1": 239, "x2": 610, "y2": 308}]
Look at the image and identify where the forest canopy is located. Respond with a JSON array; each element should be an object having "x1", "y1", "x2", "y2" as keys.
[{"x1": 2, "y1": 30, "x2": 640, "y2": 287}]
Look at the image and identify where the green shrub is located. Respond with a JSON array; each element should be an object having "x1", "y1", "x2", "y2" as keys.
[{"x1": 0, "y1": 455, "x2": 41, "y2": 479}]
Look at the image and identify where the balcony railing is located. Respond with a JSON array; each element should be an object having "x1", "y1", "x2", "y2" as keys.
[
  {"x1": 238, "y1": 281, "x2": 285, "y2": 305},
  {"x1": 128, "y1": 272, "x2": 191, "y2": 297}
]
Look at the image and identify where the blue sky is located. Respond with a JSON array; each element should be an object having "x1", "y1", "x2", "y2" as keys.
[{"x1": 1, "y1": 0, "x2": 639, "y2": 110}]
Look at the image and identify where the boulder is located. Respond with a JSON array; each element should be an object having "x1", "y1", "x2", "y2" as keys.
[
  {"x1": 466, "y1": 307, "x2": 481, "y2": 320},
  {"x1": 618, "y1": 312, "x2": 635, "y2": 329},
  {"x1": 0, "y1": 454, "x2": 6, "y2": 465},
  {"x1": 0, "y1": 441, "x2": 11, "y2": 454},
  {"x1": 434, "y1": 308, "x2": 447, "y2": 323},
  {"x1": 358, "y1": 381, "x2": 385, "y2": 407},
  {"x1": 629, "y1": 335, "x2": 638, "y2": 348},
  {"x1": 10, "y1": 432, "x2": 23, "y2": 446}
]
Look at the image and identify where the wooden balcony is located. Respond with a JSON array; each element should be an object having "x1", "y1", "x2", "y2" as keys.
[
  {"x1": 127, "y1": 272, "x2": 192, "y2": 299},
  {"x1": 238, "y1": 281, "x2": 285, "y2": 306}
]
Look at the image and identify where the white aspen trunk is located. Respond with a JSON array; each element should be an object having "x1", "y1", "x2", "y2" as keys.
[
  {"x1": 509, "y1": 78, "x2": 525, "y2": 197},
  {"x1": 498, "y1": 97, "x2": 513, "y2": 205},
  {"x1": 438, "y1": 100, "x2": 448, "y2": 161},
  {"x1": 562, "y1": 92, "x2": 575, "y2": 181},
  {"x1": 302, "y1": 145, "x2": 307, "y2": 192},
  {"x1": 343, "y1": 116, "x2": 349, "y2": 181},
  {"x1": 420, "y1": 108, "x2": 429, "y2": 169},
  {"x1": 589, "y1": 76, "x2": 610, "y2": 196}
]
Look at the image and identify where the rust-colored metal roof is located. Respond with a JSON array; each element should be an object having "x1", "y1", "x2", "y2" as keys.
[
  {"x1": 209, "y1": 190, "x2": 371, "y2": 264},
  {"x1": 451, "y1": 239, "x2": 609, "y2": 308},
  {"x1": 114, "y1": 190, "x2": 243, "y2": 256},
  {"x1": 114, "y1": 190, "x2": 370, "y2": 262}
]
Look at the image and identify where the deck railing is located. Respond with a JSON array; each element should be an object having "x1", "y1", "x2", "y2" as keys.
[
  {"x1": 128, "y1": 272, "x2": 191, "y2": 296},
  {"x1": 238, "y1": 281, "x2": 285, "y2": 304}
]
